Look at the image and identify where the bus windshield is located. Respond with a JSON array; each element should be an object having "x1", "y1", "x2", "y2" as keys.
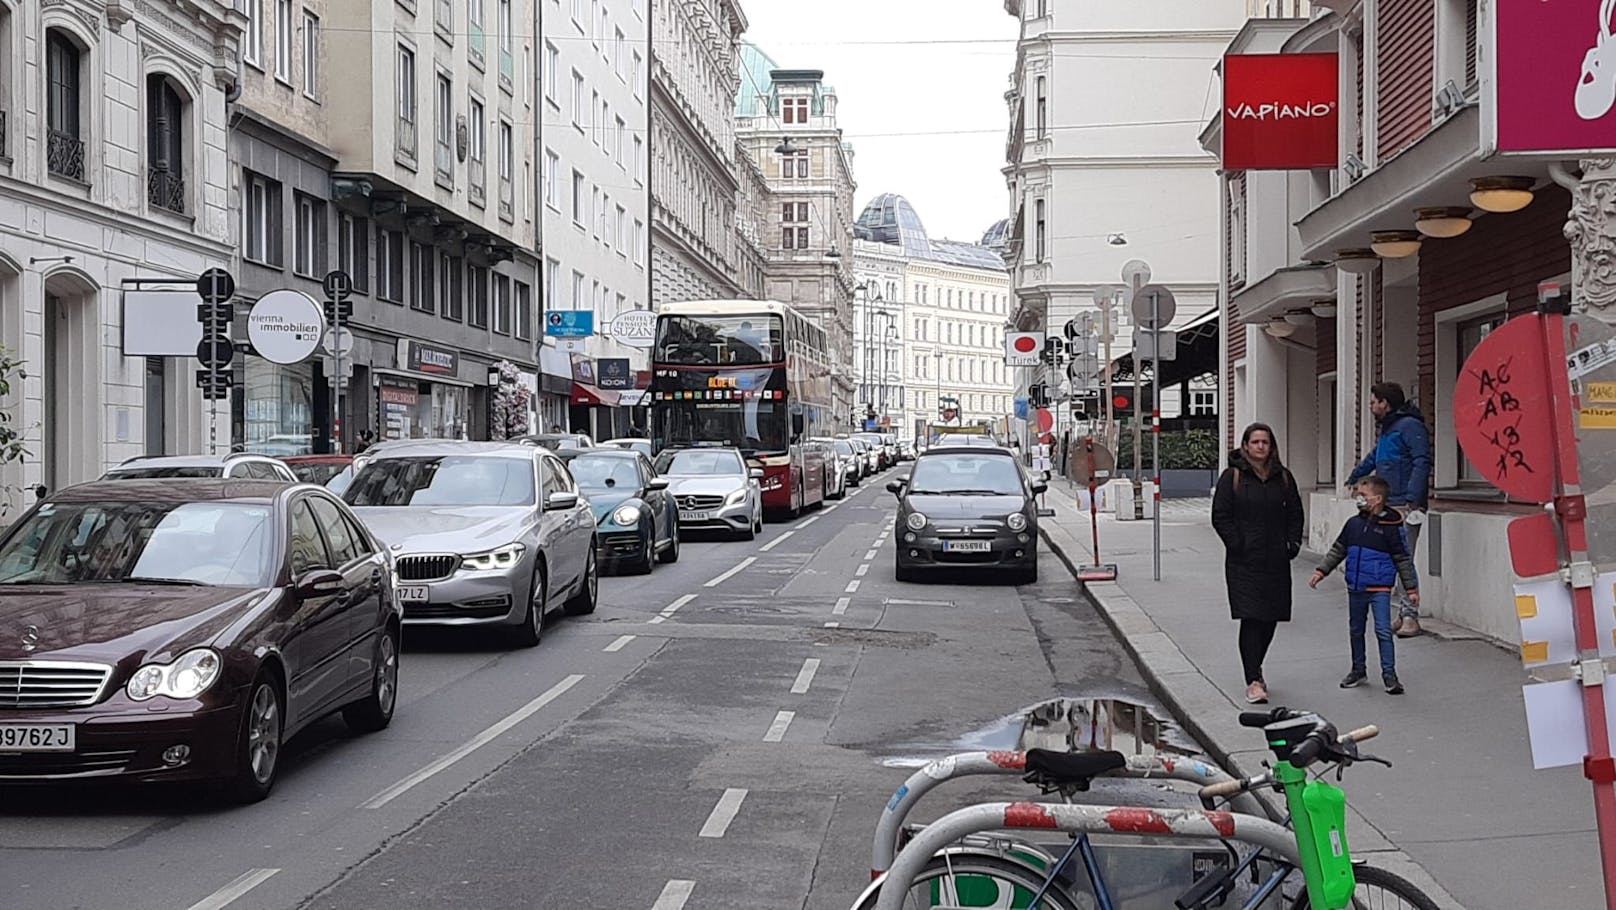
[
  {"x1": 656, "y1": 398, "x2": 789, "y2": 455},
  {"x1": 656, "y1": 314, "x2": 784, "y2": 366}
]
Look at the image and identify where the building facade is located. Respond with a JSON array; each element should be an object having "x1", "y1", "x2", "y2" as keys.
[
  {"x1": 649, "y1": 0, "x2": 746, "y2": 305},
  {"x1": 319, "y1": 0, "x2": 541, "y2": 448},
  {"x1": 1206, "y1": 0, "x2": 1616, "y2": 643},
  {"x1": 1003, "y1": 0, "x2": 1241, "y2": 437},
  {"x1": 852, "y1": 195, "x2": 1016, "y2": 439},
  {"x1": 541, "y1": 0, "x2": 651, "y2": 439},
  {"x1": 0, "y1": 0, "x2": 241, "y2": 512},
  {"x1": 735, "y1": 48, "x2": 857, "y2": 426}
]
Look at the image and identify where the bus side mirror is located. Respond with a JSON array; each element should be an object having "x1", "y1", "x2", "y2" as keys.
[{"x1": 792, "y1": 413, "x2": 806, "y2": 436}]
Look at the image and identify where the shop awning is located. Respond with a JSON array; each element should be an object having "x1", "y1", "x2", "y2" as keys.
[
  {"x1": 572, "y1": 382, "x2": 622, "y2": 407},
  {"x1": 1108, "y1": 309, "x2": 1220, "y2": 387}
]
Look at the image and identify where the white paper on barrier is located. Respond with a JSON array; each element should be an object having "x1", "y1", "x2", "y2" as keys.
[
  {"x1": 1523, "y1": 680, "x2": 1589, "y2": 769},
  {"x1": 1516, "y1": 578, "x2": 1579, "y2": 667},
  {"x1": 1593, "y1": 571, "x2": 1616, "y2": 658}
]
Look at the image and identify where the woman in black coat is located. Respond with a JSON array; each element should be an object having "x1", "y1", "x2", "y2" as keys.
[{"x1": 1211, "y1": 422, "x2": 1304, "y2": 705}]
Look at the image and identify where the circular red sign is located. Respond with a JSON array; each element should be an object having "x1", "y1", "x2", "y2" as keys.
[
  {"x1": 1013, "y1": 335, "x2": 1038, "y2": 353},
  {"x1": 1036, "y1": 408, "x2": 1054, "y2": 433},
  {"x1": 1452, "y1": 314, "x2": 1555, "y2": 503}
]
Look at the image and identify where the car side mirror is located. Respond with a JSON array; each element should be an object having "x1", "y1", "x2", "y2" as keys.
[
  {"x1": 886, "y1": 479, "x2": 906, "y2": 495},
  {"x1": 546, "y1": 491, "x2": 581, "y2": 511},
  {"x1": 749, "y1": 468, "x2": 765, "y2": 480},
  {"x1": 295, "y1": 569, "x2": 344, "y2": 599},
  {"x1": 646, "y1": 477, "x2": 669, "y2": 491},
  {"x1": 1031, "y1": 480, "x2": 1048, "y2": 495}
]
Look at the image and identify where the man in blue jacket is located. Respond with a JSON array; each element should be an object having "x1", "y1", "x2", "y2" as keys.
[{"x1": 1345, "y1": 382, "x2": 1431, "y2": 637}]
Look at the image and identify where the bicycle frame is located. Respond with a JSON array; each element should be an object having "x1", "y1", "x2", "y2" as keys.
[
  {"x1": 870, "y1": 750, "x2": 1268, "y2": 878},
  {"x1": 871, "y1": 802, "x2": 1301, "y2": 910},
  {"x1": 1025, "y1": 828, "x2": 1299, "y2": 910}
]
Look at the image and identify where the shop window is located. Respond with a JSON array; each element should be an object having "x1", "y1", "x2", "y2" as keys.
[{"x1": 1455, "y1": 311, "x2": 1508, "y2": 484}]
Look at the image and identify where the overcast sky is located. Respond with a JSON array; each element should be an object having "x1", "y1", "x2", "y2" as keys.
[{"x1": 740, "y1": 1, "x2": 1020, "y2": 245}]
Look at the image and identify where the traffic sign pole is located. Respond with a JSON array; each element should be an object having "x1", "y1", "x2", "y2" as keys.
[
  {"x1": 1151, "y1": 289, "x2": 1162, "y2": 582},
  {"x1": 323, "y1": 271, "x2": 353, "y2": 454},
  {"x1": 194, "y1": 268, "x2": 236, "y2": 455}
]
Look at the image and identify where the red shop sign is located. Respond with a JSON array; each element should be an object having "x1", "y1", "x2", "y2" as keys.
[
  {"x1": 1494, "y1": 0, "x2": 1616, "y2": 155},
  {"x1": 1220, "y1": 53, "x2": 1339, "y2": 171}
]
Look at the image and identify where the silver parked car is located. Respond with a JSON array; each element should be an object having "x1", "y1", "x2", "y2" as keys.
[
  {"x1": 343, "y1": 441, "x2": 598, "y2": 647},
  {"x1": 102, "y1": 453, "x2": 298, "y2": 482},
  {"x1": 654, "y1": 446, "x2": 765, "y2": 540}
]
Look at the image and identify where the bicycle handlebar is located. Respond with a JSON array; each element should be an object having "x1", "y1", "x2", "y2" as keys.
[
  {"x1": 1239, "y1": 706, "x2": 1310, "y2": 728},
  {"x1": 1340, "y1": 725, "x2": 1378, "y2": 744}
]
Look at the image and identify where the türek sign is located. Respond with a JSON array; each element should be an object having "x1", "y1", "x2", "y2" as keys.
[{"x1": 1220, "y1": 53, "x2": 1339, "y2": 171}]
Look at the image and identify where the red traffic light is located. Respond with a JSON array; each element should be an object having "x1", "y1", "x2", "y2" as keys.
[{"x1": 1112, "y1": 395, "x2": 1131, "y2": 409}]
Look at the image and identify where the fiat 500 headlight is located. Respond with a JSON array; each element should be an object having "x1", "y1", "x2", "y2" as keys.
[
  {"x1": 906, "y1": 512, "x2": 928, "y2": 531},
  {"x1": 461, "y1": 543, "x2": 525, "y2": 571},
  {"x1": 125, "y1": 648, "x2": 222, "y2": 701},
  {"x1": 1007, "y1": 513, "x2": 1028, "y2": 532}
]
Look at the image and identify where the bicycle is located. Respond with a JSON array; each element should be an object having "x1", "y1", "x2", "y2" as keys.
[{"x1": 863, "y1": 708, "x2": 1441, "y2": 910}]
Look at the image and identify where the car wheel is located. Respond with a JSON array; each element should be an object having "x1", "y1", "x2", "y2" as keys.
[
  {"x1": 224, "y1": 671, "x2": 283, "y2": 804},
  {"x1": 894, "y1": 551, "x2": 918, "y2": 583},
  {"x1": 343, "y1": 623, "x2": 399, "y2": 733},
  {"x1": 628, "y1": 530, "x2": 655, "y2": 575},
  {"x1": 512, "y1": 565, "x2": 546, "y2": 647},
  {"x1": 658, "y1": 524, "x2": 681, "y2": 563},
  {"x1": 564, "y1": 548, "x2": 598, "y2": 616}
]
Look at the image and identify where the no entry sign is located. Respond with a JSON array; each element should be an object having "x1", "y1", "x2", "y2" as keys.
[{"x1": 1453, "y1": 314, "x2": 1556, "y2": 503}]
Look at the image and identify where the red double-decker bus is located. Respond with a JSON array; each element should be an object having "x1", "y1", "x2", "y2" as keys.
[{"x1": 651, "y1": 300, "x2": 832, "y2": 516}]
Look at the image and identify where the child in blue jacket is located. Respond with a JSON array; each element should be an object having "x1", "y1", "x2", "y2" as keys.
[{"x1": 1308, "y1": 476, "x2": 1419, "y2": 694}]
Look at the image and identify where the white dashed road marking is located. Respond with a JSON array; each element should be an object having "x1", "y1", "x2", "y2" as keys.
[
  {"x1": 795, "y1": 514, "x2": 821, "y2": 529},
  {"x1": 833, "y1": 596, "x2": 850, "y2": 615},
  {"x1": 845, "y1": 579, "x2": 861, "y2": 594},
  {"x1": 759, "y1": 531, "x2": 795, "y2": 552},
  {"x1": 186, "y1": 869, "x2": 280, "y2": 910},
  {"x1": 855, "y1": 563, "x2": 870, "y2": 577},
  {"x1": 652, "y1": 880, "x2": 695, "y2": 910},
  {"x1": 824, "y1": 621, "x2": 840, "y2": 628},
  {"x1": 763, "y1": 710, "x2": 795, "y2": 742},
  {"x1": 362, "y1": 675, "x2": 585, "y2": 809},
  {"x1": 790, "y1": 658, "x2": 821, "y2": 694},
  {"x1": 865, "y1": 549, "x2": 878, "y2": 560},
  {"x1": 604, "y1": 635, "x2": 635, "y2": 653},
  {"x1": 704, "y1": 557, "x2": 756, "y2": 587},
  {"x1": 698, "y1": 788, "x2": 748, "y2": 838}
]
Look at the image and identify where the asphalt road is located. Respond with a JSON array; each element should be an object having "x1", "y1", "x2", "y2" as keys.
[{"x1": 0, "y1": 466, "x2": 1177, "y2": 910}]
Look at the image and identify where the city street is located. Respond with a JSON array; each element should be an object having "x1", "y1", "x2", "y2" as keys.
[{"x1": 0, "y1": 469, "x2": 1169, "y2": 909}]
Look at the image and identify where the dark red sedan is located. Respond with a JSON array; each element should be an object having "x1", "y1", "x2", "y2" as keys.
[{"x1": 0, "y1": 479, "x2": 400, "y2": 802}]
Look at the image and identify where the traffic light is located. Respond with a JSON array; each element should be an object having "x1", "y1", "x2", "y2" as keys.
[
  {"x1": 1109, "y1": 386, "x2": 1155, "y2": 415},
  {"x1": 1028, "y1": 383, "x2": 1048, "y2": 408}
]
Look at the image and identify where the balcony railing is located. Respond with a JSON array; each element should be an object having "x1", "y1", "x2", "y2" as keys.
[
  {"x1": 499, "y1": 47, "x2": 513, "y2": 86},
  {"x1": 498, "y1": 178, "x2": 512, "y2": 220},
  {"x1": 397, "y1": 116, "x2": 417, "y2": 159},
  {"x1": 48, "y1": 129, "x2": 85, "y2": 181},
  {"x1": 469, "y1": 21, "x2": 486, "y2": 65},
  {"x1": 469, "y1": 158, "x2": 485, "y2": 205},
  {"x1": 435, "y1": 135, "x2": 454, "y2": 185},
  {"x1": 147, "y1": 167, "x2": 186, "y2": 214}
]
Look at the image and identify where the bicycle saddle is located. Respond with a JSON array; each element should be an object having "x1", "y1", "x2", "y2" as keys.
[{"x1": 1023, "y1": 748, "x2": 1127, "y2": 791}]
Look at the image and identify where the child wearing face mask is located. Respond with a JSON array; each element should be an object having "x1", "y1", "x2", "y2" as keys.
[{"x1": 1308, "y1": 476, "x2": 1419, "y2": 695}]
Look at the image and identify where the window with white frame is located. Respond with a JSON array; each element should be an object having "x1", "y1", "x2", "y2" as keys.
[
  {"x1": 780, "y1": 150, "x2": 807, "y2": 179},
  {"x1": 515, "y1": 280, "x2": 532, "y2": 340},
  {"x1": 614, "y1": 116, "x2": 625, "y2": 167},
  {"x1": 632, "y1": 136, "x2": 643, "y2": 183},
  {"x1": 377, "y1": 226, "x2": 405, "y2": 302},
  {"x1": 435, "y1": 73, "x2": 453, "y2": 176},
  {"x1": 441, "y1": 252, "x2": 463, "y2": 320},
  {"x1": 293, "y1": 193, "x2": 322, "y2": 276},
  {"x1": 1456, "y1": 310, "x2": 1509, "y2": 483},
  {"x1": 468, "y1": 264, "x2": 489, "y2": 327},
  {"x1": 545, "y1": 258, "x2": 560, "y2": 312},
  {"x1": 615, "y1": 204, "x2": 626, "y2": 254},
  {"x1": 396, "y1": 44, "x2": 417, "y2": 155},
  {"x1": 572, "y1": 70, "x2": 585, "y2": 128},
  {"x1": 498, "y1": 0, "x2": 512, "y2": 55},
  {"x1": 243, "y1": 171, "x2": 281, "y2": 265},
  {"x1": 1034, "y1": 198, "x2": 1047, "y2": 261},
  {"x1": 572, "y1": 170, "x2": 585, "y2": 224},
  {"x1": 498, "y1": 120, "x2": 513, "y2": 209},
  {"x1": 338, "y1": 213, "x2": 369, "y2": 293},
  {"x1": 598, "y1": 191, "x2": 609, "y2": 240},
  {"x1": 632, "y1": 219, "x2": 644, "y2": 266},
  {"x1": 782, "y1": 202, "x2": 809, "y2": 249},
  {"x1": 1035, "y1": 76, "x2": 1046, "y2": 139},
  {"x1": 782, "y1": 96, "x2": 809, "y2": 124},
  {"x1": 274, "y1": 0, "x2": 292, "y2": 81},
  {"x1": 302, "y1": 11, "x2": 320, "y2": 98},
  {"x1": 1228, "y1": 181, "x2": 1246, "y2": 284},
  {"x1": 613, "y1": 28, "x2": 624, "y2": 79},
  {"x1": 492, "y1": 273, "x2": 511, "y2": 334},
  {"x1": 590, "y1": 90, "x2": 600, "y2": 143},
  {"x1": 410, "y1": 241, "x2": 435, "y2": 313},
  {"x1": 572, "y1": 0, "x2": 584, "y2": 28},
  {"x1": 468, "y1": 95, "x2": 485, "y2": 162},
  {"x1": 572, "y1": 270, "x2": 585, "y2": 309},
  {"x1": 243, "y1": 0, "x2": 262, "y2": 64},
  {"x1": 544, "y1": 42, "x2": 558, "y2": 104},
  {"x1": 632, "y1": 50, "x2": 642, "y2": 98},
  {"x1": 1189, "y1": 389, "x2": 1217, "y2": 416},
  {"x1": 544, "y1": 148, "x2": 560, "y2": 209}
]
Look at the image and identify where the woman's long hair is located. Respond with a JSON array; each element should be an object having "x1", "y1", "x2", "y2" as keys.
[{"x1": 1240, "y1": 422, "x2": 1285, "y2": 471}]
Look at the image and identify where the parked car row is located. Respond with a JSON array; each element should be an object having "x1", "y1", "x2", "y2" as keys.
[{"x1": 0, "y1": 438, "x2": 821, "y2": 803}]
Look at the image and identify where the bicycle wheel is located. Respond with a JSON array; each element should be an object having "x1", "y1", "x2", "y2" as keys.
[
  {"x1": 856, "y1": 852, "x2": 1092, "y2": 910},
  {"x1": 1287, "y1": 862, "x2": 1441, "y2": 910}
]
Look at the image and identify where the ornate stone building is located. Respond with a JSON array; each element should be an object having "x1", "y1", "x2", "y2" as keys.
[
  {"x1": 0, "y1": 0, "x2": 241, "y2": 511},
  {"x1": 734, "y1": 46, "x2": 857, "y2": 425},
  {"x1": 649, "y1": 0, "x2": 747, "y2": 305}
]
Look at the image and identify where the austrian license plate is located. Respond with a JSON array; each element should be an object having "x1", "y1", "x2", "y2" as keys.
[
  {"x1": 679, "y1": 511, "x2": 711, "y2": 522},
  {"x1": 397, "y1": 585, "x2": 431, "y2": 603},
  {"x1": 942, "y1": 540, "x2": 991, "y2": 553},
  {"x1": 0, "y1": 724, "x2": 75, "y2": 752}
]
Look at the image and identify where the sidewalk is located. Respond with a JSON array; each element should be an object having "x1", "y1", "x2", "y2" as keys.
[{"x1": 1040, "y1": 485, "x2": 1602, "y2": 910}]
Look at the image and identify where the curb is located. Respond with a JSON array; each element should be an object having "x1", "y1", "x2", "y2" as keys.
[{"x1": 1040, "y1": 522, "x2": 1469, "y2": 909}]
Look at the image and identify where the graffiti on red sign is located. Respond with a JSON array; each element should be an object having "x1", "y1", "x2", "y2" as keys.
[{"x1": 1453, "y1": 314, "x2": 1555, "y2": 503}]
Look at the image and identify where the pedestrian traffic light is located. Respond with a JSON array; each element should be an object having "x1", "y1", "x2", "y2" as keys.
[
  {"x1": 1029, "y1": 383, "x2": 1048, "y2": 408},
  {"x1": 1109, "y1": 387, "x2": 1154, "y2": 414}
]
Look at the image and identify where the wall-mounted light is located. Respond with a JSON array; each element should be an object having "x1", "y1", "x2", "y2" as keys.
[
  {"x1": 1413, "y1": 207, "x2": 1472, "y2": 238},
  {"x1": 1310, "y1": 300, "x2": 1338, "y2": 318},
  {"x1": 1470, "y1": 176, "x2": 1536, "y2": 213},
  {"x1": 1106, "y1": 233, "x2": 1127, "y2": 246},
  {"x1": 1264, "y1": 318, "x2": 1298, "y2": 338},
  {"x1": 1370, "y1": 230, "x2": 1423, "y2": 258},
  {"x1": 775, "y1": 137, "x2": 799, "y2": 155},
  {"x1": 1333, "y1": 249, "x2": 1380, "y2": 276}
]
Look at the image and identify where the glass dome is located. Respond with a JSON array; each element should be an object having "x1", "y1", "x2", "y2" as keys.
[{"x1": 855, "y1": 194, "x2": 1008, "y2": 270}]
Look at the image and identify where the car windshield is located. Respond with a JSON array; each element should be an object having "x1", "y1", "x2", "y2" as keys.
[
  {"x1": 907, "y1": 454, "x2": 1025, "y2": 496},
  {"x1": 654, "y1": 450, "x2": 744, "y2": 476},
  {"x1": 105, "y1": 465, "x2": 223, "y2": 479},
  {"x1": 832, "y1": 441, "x2": 855, "y2": 456},
  {"x1": 528, "y1": 435, "x2": 588, "y2": 450},
  {"x1": 655, "y1": 313, "x2": 784, "y2": 365},
  {"x1": 0, "y1": 501, "x2": 273, "y2": 587},
  {"x1": 566, "y1": 455, "x2": 641, "y2": 491},
  {"x1": 288, "y1": 462, "x2": 349, "y2": 486},
  {"x1": 343, "y1": 455, "x2": 536, "y2": 507}
]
